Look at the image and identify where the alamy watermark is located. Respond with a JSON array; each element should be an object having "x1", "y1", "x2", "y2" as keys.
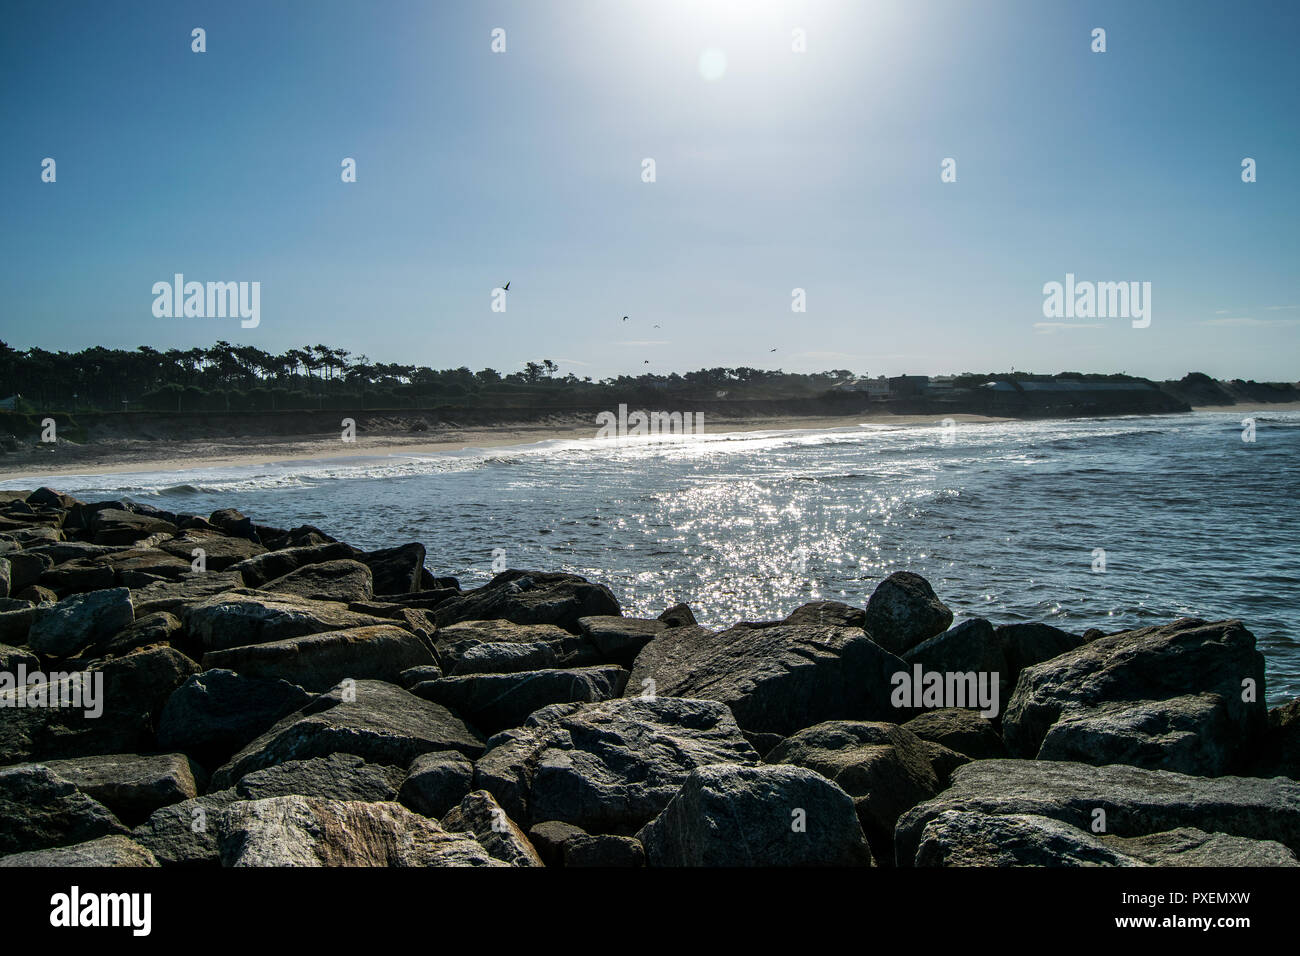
[
  {"x1": 595, "y1": 404, "x2": 705, "y2": 441},
  {"x1": 152, "y1": 274, "x2": 260, "y2": 328},
  {"x1": 1042, "y1": 273, "x2": 1150, "y2": 328}
]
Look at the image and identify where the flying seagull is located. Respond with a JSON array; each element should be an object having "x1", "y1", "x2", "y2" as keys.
[
  {"x1": 653, "y1": 324, "x2": 660, "y2": 328},
  {"x1": 769, "y1": 348, "x2": 778, "y2": 352},
  {"x1": 643, "y1": 359, "x2": 650, "y2": 364},
  {"x1": 503, "y1": 281, "x2": 510, "y2": 291},
  {"x1": 622, "y1": 315, "x2": 628, "y2": 321}
]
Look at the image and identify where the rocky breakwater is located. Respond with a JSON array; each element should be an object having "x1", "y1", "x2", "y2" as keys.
[{"x1": 0, "y1": 488, "x2": 1297, "y2": 867}]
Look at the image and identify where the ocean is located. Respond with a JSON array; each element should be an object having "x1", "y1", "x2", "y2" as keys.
[{"x1": 6, "y1": 410, "x2": 1298, "y2": 705}]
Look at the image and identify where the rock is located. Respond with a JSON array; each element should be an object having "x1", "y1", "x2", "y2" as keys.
[
  {"x1": 0, "y1": 556, "x2": 8, "y2": 598},
  {"x1": 0, "y1": 764, "x2": 127, "y2": 855},
  {"x1": 657, "y1": 603, "x2": 697, "y2": 628},
  {"x1": 1099, "y1": 828, "x2": 1299, "y2": 866},
  {"x1": 626, "y1": 623, "x2": 907, "y2": 736},
  {"x1": 442, "y1": 640, "x2": 555, "y2": 675},
  {"x1": 413, "y1": 665, "x2": 629, "y2": 735},
  {"x1": 184, "y1": 589, "x2": 396, "y2": 652},
  {"x1": 37, "y1": 753, "x2": 203, "y2": 827},
  {"x1": 358, "y1": 543, "x2": 425, "y2": 595},
  {"x1": 211, "y1": 679, "x2": 485, "y2": 790},
  {"x1": 0, "y1": 645, "x2": 198, "y2": 764},
  {"x1": 894, "y1": 759, "x2": 1300, "y2": 864},
  {"x1": 6, "y1": 551, "x2": 53, "y2": 595},
  {"x1": 235, "y1": 753, "x2": 406, "y2": 803},
  {"x1": 768, "y1": 721, "x2": 945, "y2": 860},
  {"x1": 208, "y1": 508, "x2": 257, "y2": 541},
  {"x1": 218, "y1": 796, "x2": 506, "y2": 867},
  {"x1": 90, "y1": 508, "x2": 177, "y2": 545},
  {"x1": 433, "y1": 570, "x2": 621, "y2": 632},
  {"x1": 0, "y1": 834, "x2": 159, "y2": 867},
  {"x1": 995, "y1": 622, "x2": 1087, "y2": 689},
  {"x1": 577, "y1": 615, "x2": 667, "y2": 666},
  {"x1": 39, "y1": 558, "x2": 117, "y2": 596},
  {"x1": 157, "y1": 669, "x2": 313, "y2": 767},
  {"x1": 442, "y1": 790, "x2": 543, "y2": 866},
  {"x1": 902, "y1": 708, "x2": 1007, "y2": 759},
  {"x1": 744, "y1": 731, "x2": 785, "y2": 758},
  {"x1": 783, "y1": 601, "x2": 866, "y2": 629},
  {"x1": 564, "y1": 833, "x2": 645, "y2": 867},
  {"x1": 1250, "y1": 698, "x2": 1300, "y2": 780},
  {"x1": 98, "y1": 548, "x2": 193, "y2": 582},
  {"x1": 90, "y1": 610, "x2": 183, "y2": 657},
  {"x1": 260, "y1": 559, "x2": 374, "y2": 603},
  {"x1": 637, "y1": 764, "x2": 874, "y2": 866},
  {"x1": 0, "y1": 642, "x2": 38, "y2": 673},
  {"x1": 201, "y1": 623, "x2": 435, "y2": 692},
  {"x1": 474, "y1": 696, "x2": 759, "y2": 833},
  {"x1": 862, "y1": 571, "x2": 954, "y2": 655},
  {"x1": 527, "y1": 820, "x2": 588, "y2": 866},
  {"x1": 131, "y1": 790, "x2": 241, "y2": 867},
  {"x1": 158, "y1": 534, "x2": 267, "y2": 571},
  {"x1": 1002, "y1": 618, "x2": 1267, "y2": 772},
  {"x1": 130, "y1": 570, "x2": 244, "y2": 616},
  {"x1": 229, "y1": 542, "x2": 359, "y2": 589},
  {"x1": 398, "y1": 751, "x2": 475, "y2": 818},
  {"x1": 902, "y1": 618, "x2": 1007, "y2": 702},
  {"x1": 0, "y1": 605, "x2": 35, "y2": 645},
  {"x1": 399, "y1": 664, "x2": 444, "y2": 686},
  {"x1": 1037, "y1": 693, "x2": 1236, "y2": 776},
  {"x1": 17, "y1": 585, "x2": 57, "y2": 605},
  {"x1": 911, "y1": 810, "x2": 1140, "y2": 867},
  {"x1": 27, "y1": 587, "x2": 134, "y2": 657}
]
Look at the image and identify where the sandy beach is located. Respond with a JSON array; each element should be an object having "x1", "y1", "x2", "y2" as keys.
[{"x1": 0, "y1": 412, "x2": 1014, "y2": 483}]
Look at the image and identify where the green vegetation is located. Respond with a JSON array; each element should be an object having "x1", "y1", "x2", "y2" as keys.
[{"x1": 0, "y1": 341, "x2": 855, "y2": 413}]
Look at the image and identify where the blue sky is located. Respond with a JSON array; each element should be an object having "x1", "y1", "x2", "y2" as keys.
[{"x1": 2, "y1": 0, "x2": 1296, "y2": 381}]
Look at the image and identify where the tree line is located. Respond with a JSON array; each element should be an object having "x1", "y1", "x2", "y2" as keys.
[{"x1": 0, "y1": 341, "x2": 856, "y2": 413}]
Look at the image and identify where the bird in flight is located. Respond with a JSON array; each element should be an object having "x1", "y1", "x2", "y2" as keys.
[
  {"x1": 769, "y1": 348, "x2": 778, "y2": 352},
  {"x1": 643, "y1": 359, "x2": 650, "y2": 364},
  {"x1": 622, "y1": 315, "x2": 628, "y2": 322},
  {"x1": 653, "y1": 324, "x2": 660, "y2": 328},
  {"x1": 502, "y1": 281, "x2": 510, "y2": 291}
]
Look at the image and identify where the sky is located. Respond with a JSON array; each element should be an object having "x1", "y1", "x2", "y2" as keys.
[{"x1": 1, "y1": 0, "x2": 1297, "y2": 382}]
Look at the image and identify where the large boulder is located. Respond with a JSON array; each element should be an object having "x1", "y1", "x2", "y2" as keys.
[
  {"x1": 131, "y1": 790, "x2": 241, "y2": 867},
  {"x1": 433, "y1": 571, "x2": 620, "y2": 632},
  {"x1": 441, "y1": 790, "x2": 543, "y2": 866},
  {"x1": 912, "y1": 810, "x2": 1141, "y2": 867},
  {"x1": 37, "y1": 753, "x2": 203, "y2": 827},
  {"x1": 1002, "y1": 618, "x2": 1267, "y2": 774},
  {"x1": 0, "y1": 834, "x2": 160, "y2": 867},
  {"x1": 995, "y1": 622, "x2": 1088, "y2": 689},
  {"x1": 901, "y1": 618, "x2": 1007, "y2": 703},
  {"x1": 130, "y1": 570, "x2": 245, "y2": 616},
  {"x1": 184, "y1": 589, "x2": 396, "y2": 652},
  {"x1": 894, "y1": 759, "x2": 1300, "y2": 864},
  {"x1": 90, "y1": 508, "x2": 176, "y2": 545},
  {"x1": 228, "y1": 542, "x2": 359, "y2": 589},
  {"x1": 474, "y1": 696, "x2": 759, "y2": 833},
  {"x1": 782, "y1": 601, "x2": 866, "y2": 629},
  {"x1": 577, "y1": 615, "x2": 667, "y2": 667},
  {"x1": 412, "y1": 666, "x2": 628, "y2": 735},
  {"x1": 27, "y1": 587, "x2": 134, "y2": 657},
  {"x1": 399, "y1": 751, "x2": 475, "y2": 818},
  {"x1": 234, "y1": 753, "x2": 406, "y2": 803},
  {"x1": 211, "y1": 680, "x2": 485, "y2": 790},
  {"x1": 862, "y1": 572, "x2": 953, "y2": 655},
  {"x1": 217, "y1": 796, "x2": 505, "y2": 866},
  {"x1": 1037, "y1": 693, "x2": 1235, "y2": 776},
  {"x1": 0, "y1": 764, "x2": 127, "y2": 855},
  {"x1": 902, "y1": 708, "x2": 1007, "y2": 759},
  {"x1": 201, "y1": 623, "x2": 434, "y2": 692},
  {"x1": 157, "y1": 669, "x2": 313, "y2": 767},
  {"x1": 0, "y1": 646, "x2": 198, "y2": 764},
  {"x1": 767, "y1": 720, "x2": 949, "y2": 859},
  {"x1": 637, "y1": 764, "x2": 874, "y2": 866},
  {"x1": 625, "y1": 623, "x2": 907, "y2": 736},
  {"x1": 259, "y1": 559, "x2": 374, "y2": 603},
  {"x1": 358, "y1": 543, "x2": 426, "y2": 596},
  {"x1": 1250, "y1": 698, "x2": 1300, "y2": 780},
  {"x1": 1098, "y1": 827, "x2": 1298, "y2": 867},
  {"x1": 158, "y1": 534, "x2": 267, "y2": 571}
]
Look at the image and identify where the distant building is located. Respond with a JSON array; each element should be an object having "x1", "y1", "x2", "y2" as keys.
[
  {"x1": 888, "y1": 375, "x2": 929, "y2": 397},
  {"x1": 927, "y1": 376, "x2": 955, "y2": 391},
  {"x1": 831, "y1": 376, "x2": 892, "y2": 398}
]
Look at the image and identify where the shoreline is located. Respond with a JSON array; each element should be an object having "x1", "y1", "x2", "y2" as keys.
[{"x1": 1, "y1": 403, "x2": 1296, "y2": 483}]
